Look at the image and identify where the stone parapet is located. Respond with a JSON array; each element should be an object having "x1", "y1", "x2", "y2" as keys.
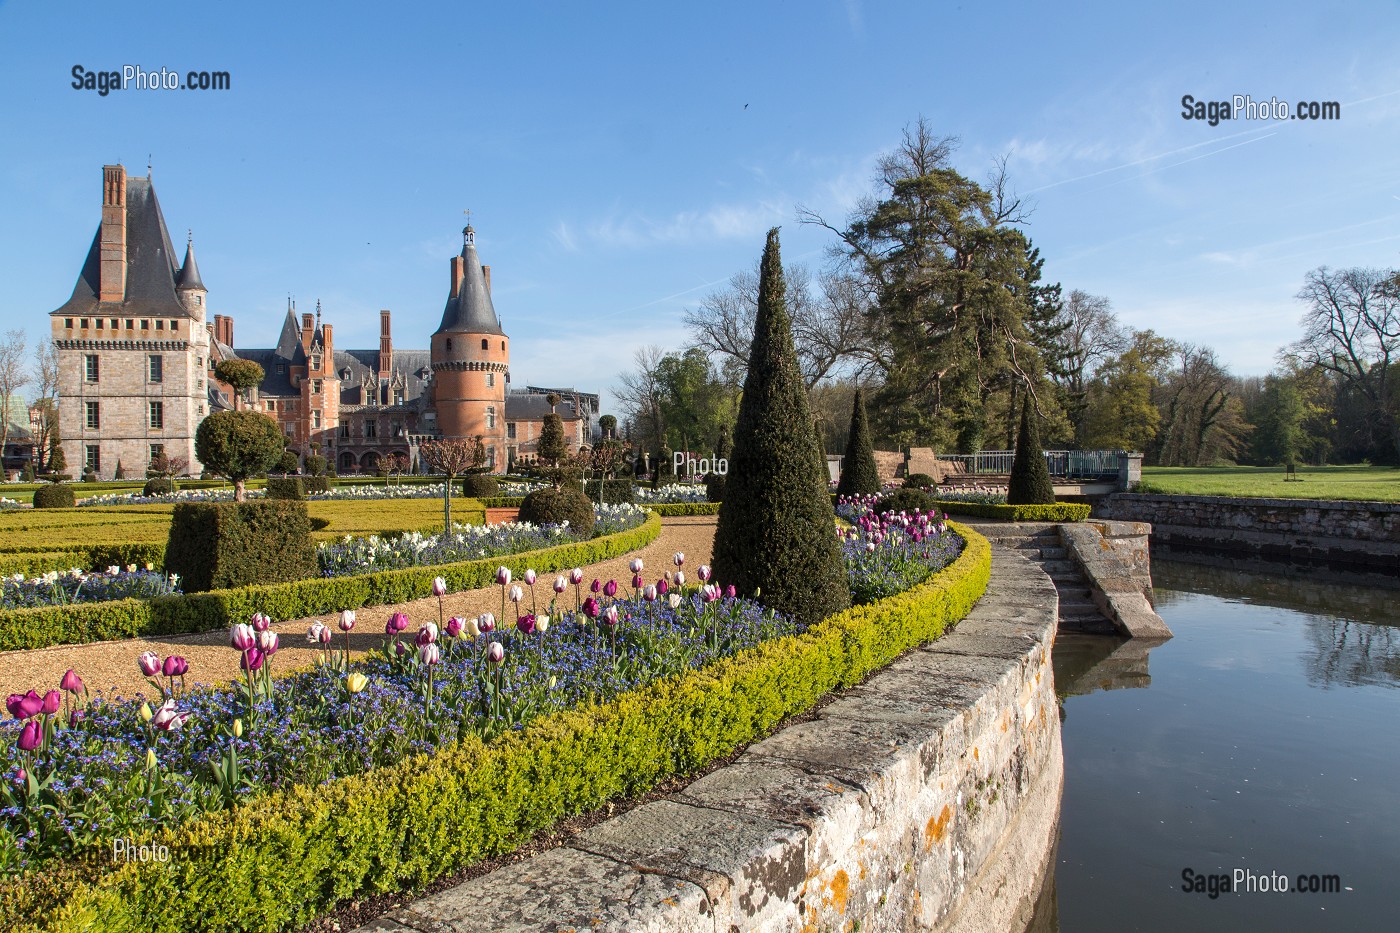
[{"x1": 356, "y1": 548, "x2": 1063, "y2": 933}]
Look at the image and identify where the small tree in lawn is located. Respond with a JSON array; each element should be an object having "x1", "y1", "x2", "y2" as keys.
[
  {"x1": 420, "y1": 436, "x2": 486, "y2": 535},
  {"x1": 47, "y1": 439, "x2": 66, "y2": 478},
  {"x1": 214, "y1": 359, "x2": 265, "y2": 410},
  {"x1": 114, "y1": 459, "x2": 126, "y2": 480},
  {"x1": 195, "y1": 410, "x2": 285, "y2": 501},
  {"x1": 836, "y1": 389, "x2": 880, "y2": 497},
  {"x1": 712, "y1": 228, "x2": 849, "y2": 627},
  {"x1": 598, "y1": 414, "x2": 617, "y2": 440},
  {"x1": 1008, "y1": 392, "x2": 1056, "y2": 505},
  {"x1": 536, "y1": 413, "x2": 572, "y2": 487}
]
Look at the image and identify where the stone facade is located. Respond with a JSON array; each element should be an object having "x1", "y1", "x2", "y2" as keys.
[{"x1": 51, "y1": 167, "x2": 598, "y2": 477}]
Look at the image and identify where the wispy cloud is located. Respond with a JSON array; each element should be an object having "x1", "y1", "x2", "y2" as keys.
[
  {"x1": 551, "y1": 220, "x2": 579, "y2": 253},
  {"x1": 560, "y1": 199, "x2": 789, "y2": 251}
]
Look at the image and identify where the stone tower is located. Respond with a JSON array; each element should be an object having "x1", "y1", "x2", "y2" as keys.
[
  {"x1": 429, "y1": 225, "x2": 508, "y2": 471},
  {"x1": 50, "y1": 164, "x2": 211, "y2": 478}
]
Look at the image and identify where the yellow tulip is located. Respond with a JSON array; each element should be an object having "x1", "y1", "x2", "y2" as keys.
[
  {"x1": 139, "y1": 702, "x2": 153, "y2": 723},
  {"x1": 345, "y1": 672, "x2": 368, "y2": 694},
  {"x1": 233, "y1": 718, "x2": 243, "y2": 738},
  {"x1": 145, "y1": 748, "x2": 157, "y2": 770}
]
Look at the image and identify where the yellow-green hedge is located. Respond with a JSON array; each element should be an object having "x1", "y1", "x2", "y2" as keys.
[
  {"x1": 0, "y1": 524, "x2": 990, "y2": 933},
  {"x1": 933, "y1": 500, "x2": 1092, "y2": 522},
  {"x1": 0, "y1": 514, "x2": 662, "y2": 651},
  {"x1": 642, "y1": 502, "x2": 721, "y2": 516}
]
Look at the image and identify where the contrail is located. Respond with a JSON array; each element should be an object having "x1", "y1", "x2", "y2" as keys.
[
  {"x1": 1024, "y1": 126, "x2": 1278, "y2": 193},
  {"x1": 1089, "y1": 132, "x2": 1278, "y2": 191}
]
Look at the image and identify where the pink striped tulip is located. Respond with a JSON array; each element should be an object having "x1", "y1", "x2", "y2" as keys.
[
  {"x1": 418, "y1": 643, "x2": 441, "y2": 666},
  {"x1": 569, "y1": 568, "x2": 584, "y2": 585},
  {"x1": 338, "y1": 609, "x2": 357, "y2": 632},
  {"x1": 495, "y1": 567, "x2": 511, "y2": 586},
  {"x1": 229, "y1": 625, "x2": 256, "y2": 652},
  {"x1": 629, "y1": 558, "x2": 644, "y2": 574},
  {"x1": 431, "y1": 576, "x2": 448, "y2": 597},
  {"x1": 486, "y1": 641, "x2": 505, "y2": 665},
  {"x1": 553, "y1": 575, "x2": 568, "y2": 594},
  {"x1": 138, "y1": 651, "x2": 163, "y2": 676},
  {"x1": 250, "y1": 612, "x2": 272, "y2": 633}
]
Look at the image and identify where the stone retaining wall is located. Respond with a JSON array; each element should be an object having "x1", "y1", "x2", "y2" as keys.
[
  {"x1": 359, "y1": 547, "x2": 1063, "y2": 933},
  {"x1": 1097, "y1": 493, "x2": 1400, "y2": 572}
]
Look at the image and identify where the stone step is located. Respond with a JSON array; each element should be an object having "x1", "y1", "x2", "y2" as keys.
[{"x1": 1037, "y1": 559, "x2": 1077, "y2": 575}]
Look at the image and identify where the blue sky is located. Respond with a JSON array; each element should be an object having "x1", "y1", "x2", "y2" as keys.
[{"x1": 2, "y1": 0, "x2": 1398, "y2": 414}]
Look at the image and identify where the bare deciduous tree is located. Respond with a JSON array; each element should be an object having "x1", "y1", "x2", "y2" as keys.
[
  {"x1": 0, "y1": 330, "x2": 31, "y2": 473},
  {"x1": 613, "y1": 345, "x2": 669, "y2": 453},
  {"x1": 30, "y1": 341, "x2": 58, "y2": 472},
  {"x1": 1286, "y1": 266, "x2": 1400, "y2": 460},
  {"x1": 420, "y1": 437, "x2": 486, "y2": 534}
]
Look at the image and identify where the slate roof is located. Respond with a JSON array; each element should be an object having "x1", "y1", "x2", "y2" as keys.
[
  {"x1": 434, "y1": 228, "x2": 504, "y2": 337},
  {"x1": 335, "y1": 349, "x2": 433, "y2": 408},
  {"x1": 52, "y1": 176, "x2": 188, "y2": 318},
  {"x1": 506, "y1": 392, "x2": 584, "y2": 422},
  {"x1": 176, "y1": 239, "x2": 204, "y2": 291}
]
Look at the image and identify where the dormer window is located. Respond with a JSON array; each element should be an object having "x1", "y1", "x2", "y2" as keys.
[{"x1": 312, "y1": 355, "x2": 321, "y2": 370}]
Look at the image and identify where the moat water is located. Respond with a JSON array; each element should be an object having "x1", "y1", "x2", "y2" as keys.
[{"x1": 1034, "y1": 557, "x2": 1400, "y2": 932}]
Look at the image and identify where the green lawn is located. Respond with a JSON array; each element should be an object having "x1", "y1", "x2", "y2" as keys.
[{"x1": 1136, "y1": 465, "x2": 1400, "y2": 502}]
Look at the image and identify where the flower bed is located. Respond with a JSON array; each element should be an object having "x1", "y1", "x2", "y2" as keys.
[
  {"x1": 839, "y1": 503, "x2": 964, "y2": 604},
  {"x1": 0, "y1": 499, "x2": 21, "y2": 511},
  {"x1": 0, "y1": 514, "x2": 663, "y2": 652},
  {"x1": 635, "y1": 483, "x2": 709, "y2": 503},
  {"x1": 1, "y1": 567, "x2": 179, "y2": 610},
  {"x1": 0, "y1": 524, "x2": 990, "y2": 933}
]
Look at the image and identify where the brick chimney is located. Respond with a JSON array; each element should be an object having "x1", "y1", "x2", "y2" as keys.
[
  {"x1": 301, "y1": 313, "x2": 314, "y2": 352},
  {"x1": 99, "y1": 164, "x2": 127, "y2": 303},
  {"x1": 449, "y1": 255, "x2": 465, "y2": 299},
  {"x1": 483, "y1": 264, "x2": 491, "y2": 294},
  {"x1": 378, "y1": 310, "x2": 393, "y2": 379}
]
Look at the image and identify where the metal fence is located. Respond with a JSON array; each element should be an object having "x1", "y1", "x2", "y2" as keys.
[{"x1": 934, "y1": 450, "x2": 1123, "y2": 479}]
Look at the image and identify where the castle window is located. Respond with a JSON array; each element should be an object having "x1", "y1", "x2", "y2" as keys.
[
  {"x1": 392, "y1": 421, "x2": 404, "y2": 438},
  {"x1": 501, "y1": 341, "x2": 505, "y2": 351},
  {"x1": 85, "y1": 355, "x2": 99, "y2": 382},
  {"x1": 312, "y1": 379, "x2": 322, "y2": 394},
  {"x1": 80, "y1": 319, "x2": 88, "y2": 328},
  {"x1": 195, "y1": 296, "x2": 202, "y2": 306},
  {"x1": 340, "y1": 423, "x2": 350, "y2": 439},
  {"x1": 486, "y1": 372, "x2": 495, "y2": 388},
  {"x1": 156, "y1": 320, "x2": 164, "y2": 331},
  {"x1": 85, "y1": 401, "x2": 100, "y2": 429},
  {"x1": 276, "y1": 364, "x2": 285, "y2": 374},
  {"x1": 149, "y1": 401, "x2": 164, "y2": 430},
  {"x1": 486, "y1": 446, "x2": 496, "y2": 469},
  {"x1": 481, "y1": 339, "x2": 488, "y2": 350},
  {"x1": 95, "y1": 319, "x2": 103, "y2": 329},
  {"x1": 506, "y1": 423, "x2": 516, "y2": 440},
  {"x1": 149, "y1": 443, "x2": 164, "y2": 464},
  {"x1": 486, "y1": 406, "x2": 496, "y2": 430},
  {"x1": 445, "y1": 339, "x2": 452, "y2": 352},
  {"x1": 65, "y1": 318, "x2": 73, "y2": 328},
  {"x1": 85, "y1": 445, "x2": 100, "y2": 474},
  {"x1": 149, "y1": 355, "x2": 163, "y2": 383},
  {"x1": 110, "y1": 319, "x2": 118, "y2": 329},
  {"x1": 266, "y1": 400, "x2": 275, "y2": 412},
  {"x1": 365, "y1": 420, "x2": 377, "y2": 438},
  {"x1": 198, "y1": 404, "x2": 204, "y2": 415},
  {"x1": 126, "y1": 319, "x2": 133, "y2": 329},
  {"x1": 170, "y1": 321, "x2": 179, "y2": 332},
  {"x1": 313, "y1": 411, "x2": 322, "y2": 429},
  {"x1": 394, "y1": 390, "x2": 404, "y2": 405},
  {"x1": 141, "y1": 320, "x2": 150, "y2": 331}
]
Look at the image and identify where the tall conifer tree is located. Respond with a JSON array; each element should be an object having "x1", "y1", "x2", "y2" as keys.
[
  {"x1": 836, "y1": 389, "x2": 881, "y2": 497},
  {"x1": 713, "y1": 229, "x2": 849, "y2": 626}
]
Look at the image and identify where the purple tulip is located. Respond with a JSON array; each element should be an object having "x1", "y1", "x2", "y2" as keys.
[
  {"x1": 60, "y1": 669, "x2": 84, "y2": 695},
  {"x1": 486, "y1": 641, "x2": 505, "y2": 665},
  {"x1": 603, "y1": 580, "x2": 618, "y2": 598},
  {"x1": 13, "y1": 691, "x2": 43, "y2": 720},
  {"x1": 418, "y1": 642, "x2": 441, "y2": 666},
  {"x1": 582, "y1": 597, "x2": 600, "y2": 619},
  {"x1": 391, "y1": 611, "x2": 410, "y2": 633},
  {"x1": 516, "y1": 614, "x2": 536, "y2": 635},
  {"x1": 229, "y1": 624, "x2": 256, "y2": 652},
  {"x1": 257, "y1": 631, "x2": 279, "y2": 655},
  {"x1": 569, "y1": 568, "x2": 584, "y2": 585},
  {"x1": 5, "y1": 694, "x2": 22, "y2": 719},
  {"x1": 431, "y1": 576, "x2": 448, "y2": 598},
  {"x1": 395, "y1": 640, "x2": 411, "y2": 657},
  {"x1": 162, "y1": 655, "x2": 186, "y2": 678},
  {"x1": 69, "y1": 708, "x2": 85, "y2": 728},
  {"x1": 446, "y1": 616, "x2": 465, "y2": 638},
  {"x1": 250, "y1": 612, "x2": 272, "y2": 633},
  {"x1": 701, "y1": 584, "x2": 720, "y2": 603},
  {"x1": 631, "y1": 573, "x2": 643, "y2": 590},
  {"x1": 240, "y1": 647, "x2": 264, "y2": 672},
  {"x1": 725, "y1": 585, "x2": 737, "y2": 599},
  {"x1": 590, "y1": 578, "x2": 602, "y2": 594},
  {"x1": 17, "y1": 720, "x2": 41, "y2": 752},
  {"x1": 602, "y1": 605, "x2": 619, "y2": 627},
  {"x1": 40, "y1": 690, "x2": 61, "y2": 715},
  {"x1": 657, "y1": 579, "x2": 668, "y2": 596},
  {"x1": 318, "y1": 624, "x2": 334, "y2": 645},
  {"x1": 138, "y1": 651, "x2": 163, "y2": 677}
]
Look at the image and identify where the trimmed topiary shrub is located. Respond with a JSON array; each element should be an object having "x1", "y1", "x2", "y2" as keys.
[
  {"x1": 32, "y1": 484, "x2": 76, "y2": 509},
  {"x1": 461, "y1": 474, "x2": 500, "y2": 498},
  {"x1": 875, "y1": 488, "x2": 940, "y2": 517},
  {"x1": 519, "y1": 486, "x2": 595, "y2": 537},
  {"x1": 164, "y1": 501, "x2": 317, "y2": 593},
  {"x1": 276, "y1": 451, "x2": 300, "y2": 474},
  {"x1": 304, "y1": 475, "x2": 333, "y2": 495},
  {"x1": 265, "y1": 476, "x2": 305, "y2": 500},
  {"x1": 703, "y1": 472, "x2": 725, "y2": 502},
  {"x1": 584, "y1": 479, "x2": 634, "y2": 504},
  {"x1": 81, "y1": 470, "x2": 98, "y2": 483},
  {"x1": 835, "y1": 389, "x2": 880, "y2": 498},
  {"x1": 1008, "y1": 393, "x2": 1056, "y2": 505},
  {"x1": 304, "y1": 454, "x2": 327, "y2": 477},
  {"x1": 143, "y1": 477, "x2": 175, "y2": 497},
  {"x1": 712, "y1": 228, "x2": 849, "y2": 628},
  {"x1": 903, "y1": 472, "x2": 936, "y2": 489}
]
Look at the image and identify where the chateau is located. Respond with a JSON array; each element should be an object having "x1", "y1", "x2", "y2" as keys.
[{"x1": 50, "y1": 165, "x2": 596, "y2": 477}]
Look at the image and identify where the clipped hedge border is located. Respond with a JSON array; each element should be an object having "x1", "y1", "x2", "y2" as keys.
[
  {"x1": 3, "y1": 525, "x2": 990, "y2": 933},
  {"x1": 0, "y1": 514, "x2": 662, "y2": 652},
  {"x1": 642, "y1": 502, "x2": 721, "y2": 516},
  {"x1": 932, "y1": 500, "x2": 1092, "y2": 522}
]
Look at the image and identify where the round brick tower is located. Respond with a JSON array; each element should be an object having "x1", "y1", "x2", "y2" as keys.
[{"x1": 430, "y1": 225, "x2": 509, "y2": 471}]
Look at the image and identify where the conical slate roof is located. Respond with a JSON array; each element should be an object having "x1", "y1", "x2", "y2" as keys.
[
  {"x1": 176, "y1": 237, "x2": 204, "y2": 290},
  {"x1": 274, "y1": 307, "x2": 307, "y2": 363},
  {"x1": 434, "y1": 226, "x2": 503, "y2": 336}
]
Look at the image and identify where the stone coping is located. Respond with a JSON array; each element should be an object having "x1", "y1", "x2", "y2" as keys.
[
  {"x1": 1114, "y1": 491, "x2": 1400, "y2": 513},
  {"x1": 355, "y1": 546, "x2": 1063, "y2": 933}
]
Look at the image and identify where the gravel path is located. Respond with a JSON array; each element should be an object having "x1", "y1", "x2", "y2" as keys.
[{"x1": 0, "y1": 516, "x2": 716, "y2": 701}]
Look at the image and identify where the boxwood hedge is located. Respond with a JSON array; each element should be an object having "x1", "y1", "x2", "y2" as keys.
[
  {"x1": 0, "y1": 523, "x2": 990, "y2": 933},
  {"x1": 931, "y1": 500, "x2": 1092, "y2": 522}
]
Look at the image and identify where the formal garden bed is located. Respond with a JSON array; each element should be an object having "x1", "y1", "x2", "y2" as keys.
[{"x1": 0, "y1": 515, "x2": 986, "y2": 932}]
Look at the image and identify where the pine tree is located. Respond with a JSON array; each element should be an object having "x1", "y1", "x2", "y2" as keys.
[
  {"x1": 1008, "y1": 393, "x2": 1056, "y2": 505},
  {"x1": 835, "y1": 389, "x2": 880, "y2": 497},
  {"x1": 712, "y1": 229, "x2": 850, "y2": 627}
]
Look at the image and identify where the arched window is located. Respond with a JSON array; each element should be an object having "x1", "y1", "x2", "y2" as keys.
[
  {"x1": 445, "y1": 339, "x2": 452, "y2": 352},
  {"x1": 481, "y1": 339, "x2": 488, "y2": 350}
]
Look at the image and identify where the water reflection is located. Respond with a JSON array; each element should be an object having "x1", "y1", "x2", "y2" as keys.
[{"x1": 1034, "y1": 558, "x2": 1400, "y2": 933}]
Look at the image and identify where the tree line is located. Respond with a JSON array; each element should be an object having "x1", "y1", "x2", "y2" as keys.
[{"x1": 615, "y1": 120, "x2": 1400, "y2": 468}]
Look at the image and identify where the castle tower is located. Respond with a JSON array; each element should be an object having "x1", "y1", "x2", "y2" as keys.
[{"x1": 430, "y1": 224, "x2": 508, "y2": 471}]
